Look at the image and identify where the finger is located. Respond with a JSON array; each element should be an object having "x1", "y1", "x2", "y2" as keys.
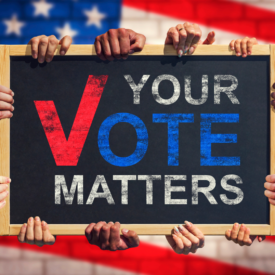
[
  {"x1": 272, "y1": 84, "x2": 275, "y2": 91},
  {"x1": 0, "y1": 92, "x2": 13, "y2": 104},
  {"x1": 265, "y1": 190, "x2": 275, "y2": 200},
  {"x1": 230, "y1": 40, "x2": 235, "y2": 51},
  {"x1": 0, "y1": 188, "x2": 8, "y2": 202},
  {"x1": 0, "y1": 101, "x2": 14, "y2": 112},
  {"x1": 188, "y1": 24, "x2": 202, "y2": 54},
  {"x1": 177, "y1": 224, "x2": 199, "y2": 253},
  {"x1": 243, "y1": 227, "x2": 253, "y2": 246},
  {"x1": 237, "y1": 224, "x2": 246, "y2": 246},
  {"x1": 0, "y1": 111, "x2": 13, "y2": 120},
  {"x1": 59, "y1": 35, "x2": 72, "y2": 56},
  {"x1": 269, "y1": 198, "x2": 275, "y2": 205},
  {"x1": 84, "y1": 223, "x2": 96, "y2": 243},
  {"x1": 28, "y1": 36, "x2": 41, "y2": 59},
  {"x1": 38, "y1": 36, "x2": 49, "y2": 63},
  {"x1": 225, "y1": 229, "x2": 232, "y2": 240},
  {"x1": 258, "y1": 235, "x2": 266, "y2": 242},
  {"x1": 118, "y1": 29, "x2": 130, "y2": 60},
  {"x1": 266, "y1": 175, "x2": 275, "y2": 183},
  {"x1": 121, "y1": 229, "x2": 140, "y2": 248},
  {"x1": 173, "y1": 227, "x2": 192, "y2": 255},
  {"x1": 167, "y1": 24, "x2": 181, "y2": 51},
  {"x1": 247, "y1": 38, "x2": 257, "y2": 55},
  {"x1": 34, "y1": 216, "x2": 43, "y2": 246},
  {"x1": 109, "y1": 222, "x2": 121, "y2": 251},
  {"x1": 18, "y1": 223, "x2": 27, "y2": 243},
  {"x1": 0, "y1": 200, "x2": 7, "y2": 210},
  {"x1": 241, "y1": 38, "x2": 249, "y2": 57},
  {"x1": 94, "y1": 38, "x2": 106, "y2": 61},
  {"x1": 0, "y1": 176, "x2": 11, "y2": 184},
  {"x1": 26, "y1": 217, "x2": 35, "y2": 245},
  {"x1": 184, "y1": 22, "x2": 195, "y2": 52},
  {"x1": 109, "y1": 31, "x2": 121, "y2": 59},
  {"x1": 177, "y1": 29, "x2": 188, "y2": 56},
  {"x1": 99, "y1": 223, "x2": 111, "y2": 250},
  {"x1": 264, "y1": 181, "x2": 275, "y2": 192},
  {"x1": 129, "y1": 33, "x2": 146, "y2": 54},
  {"x1": 184, "y1": 221, "x2": 204, "y2": 248},
  {"x1": 101, "y1": 35, "x2": 114, "y2": 61},
  {"x1": 235, "y1": 39, "x2": 242, "y2": 57},
  {"x1": 45, "y1": 35, "x2": 59, "y2": 62},
  {"x1": 92, "y1": 221, "x2": 106, "y2": 245},
  {"x1": 230, "y1": 223, "x2": 240, "y2": 243},
  {"x1": 42, "y1": 221, "x2": 55, "y2": 245},
  {"x1": 271, "y1": 100, "x2": 275, "y2": 107},
  {"x1": 171, "y1": 234, "x2": 184, "y2": 254},
  {"x1": 202, "y1": 31, "x2": 215, "y2": 45}
]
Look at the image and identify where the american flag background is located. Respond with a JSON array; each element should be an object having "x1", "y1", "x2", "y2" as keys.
[{"x1": 0, "y1": 0, "x2": 275, "y2": 274}]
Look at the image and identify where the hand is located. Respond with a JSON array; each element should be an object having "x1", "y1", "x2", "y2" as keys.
[
  {"x1": 85, "y1": 221, "x2": 139, "y2": 251},
  {"x1": 17, "y1": 217, "x2": 55, "y2": 247},
  {"x1": 94, "y1": 28, "x2": 146, "y2": 61},
  {"x1": 166, "y1": 221, "x2": 204, "y2": 254},
  {"x1": 229, "y1": 37, "x2": 258, "y2": 57},
  {"x1": 0, "y1": 176, "x2": 10, "y2": 209},
  {"x1": 264, "y1": 174, "x2": 275, "y2": 204},
  {"x1": 0, "y1": 85, "x2": 14, "y2": 120},
  {"x1": 165, "y1": 23, "x2": 215, "y2": 57},
  {"x1": 28, "y1": 35, "x2": 72, "y2": 63},
  {"x1": 225, "y1": 223, "x2": 265, "y2": 246}
]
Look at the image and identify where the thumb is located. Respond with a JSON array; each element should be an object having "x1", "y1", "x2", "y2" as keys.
[
  {"x1": 203, "y1": 31, "x2": 215, "y2": 45},
  {"x1": 129, "y1": 34, "x2": 146, "y2": 54},
  {"x1": 121, "y1": 229, "x2": 140, "y2": 247}
]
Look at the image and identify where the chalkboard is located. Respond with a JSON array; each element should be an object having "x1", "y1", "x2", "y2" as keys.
[{"x1": 0, "y1": 45, "x2": 274, "y2": 235}]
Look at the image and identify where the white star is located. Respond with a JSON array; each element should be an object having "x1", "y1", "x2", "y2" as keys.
[
  {"x1": 3, "y1": 15, "x2": 25, "y2": 36},
  {"x1": 32, "y1": 0, "x2": 53, "y2": 18},
  {"x1": 56, "y1": 23, "x2": 78, "y2": 40},
  {"x1": 84, "y1": 6, "x2": 106, "y2": 28}
]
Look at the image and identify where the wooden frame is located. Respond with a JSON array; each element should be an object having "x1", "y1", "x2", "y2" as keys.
[{"x1": 0, "y1": 44, "x2": 273, "y2": 235}]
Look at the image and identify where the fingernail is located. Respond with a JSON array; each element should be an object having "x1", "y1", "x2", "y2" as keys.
[
  {"x1": 6, "y1": 178, "x2": 11, "y2": 183},
  {"x1": 248, "y1": 51, "x2": 251, "y2": 55},
  {"x1": 2, "y1": 200, "x2": 6, "y2": 205},
  {"x1": 12, "y1": 106, "x2": 14, "y2": 111},
  {"x1": 32, "y1": 52, "x2": 37, "y2": 59},
  {"x1": 178, "y1": 50, "x2": 183, "y2": 57},
  {"x1": 122, "y1": 229, "x2": 129, "y2": 234},
  {"x1": 4, "y1": 184, "x2": 8, "y2": 190},
  {"x1": 178, "y1": 224, "x2": 186, "y2": 232},
  {"x1": 41, "y1": 221, "x2": 46, "y2": 226},
  {"x1": 23, "y1": 223, "x2": 27, "y2": 228},
  {"x1": 231, "y1": 47, "x2": 234, "y2": 50},
  {"x1": 60, "y1": 50, "x2": 65, "y2": 56},
  {"x1": 242, "y1": 54, "x2": 247, "y2": 57},
  {"x1": 129, "y1": 50, "x2": 135, "y2": 54},
  {"x1": 11, "y1": 92, "x2": 14, "y2": 96},
  {"x1": 174, "y1": 226, "x2": 179, "y2": 233},
  {"x1": 189, "y1": 47, "x2": 194, "y2": 54},
  {"x1": 35, "y1": 216, "x2": 40, "y2": 221},
  {"x1": 241, "y1": 224, "x2": 244, "y2": 228},
  {"x1": 184, "y1": 221, "x2": 191, "y2": 227},
  {"x1": 184, "y1": 46, "x2": 188, "y2": 53},
  {"x1": 46, "y1": 57, "x2": 51, "y2": 62},
  {"x1": 5, "y1": 191, "x2": 9, "y2": 195},
  {"x1": 29, "y1": 217, "x2": 33, "y2": 222},
  {"x1": 38, "y1": 58, "x2": 44, "y2": 63},
  {"x1": 234, "y1": 223, "x2": 239, "y2": 227}
]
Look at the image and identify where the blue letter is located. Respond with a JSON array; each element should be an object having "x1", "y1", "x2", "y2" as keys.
[
  {"x1": 98, "y1": 113, "x2": 148, "y2": 167},
  {"x1": 153, "y1": 114, "x2": 194, "y2": 166},
  {"x1": 200, "y1": 114, "x2": 240, "y2": 166}
]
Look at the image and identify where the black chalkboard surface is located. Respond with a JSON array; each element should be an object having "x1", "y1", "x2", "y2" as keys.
[{"x1": 5, "y1": 45, "x2": 273, "y2": 235}]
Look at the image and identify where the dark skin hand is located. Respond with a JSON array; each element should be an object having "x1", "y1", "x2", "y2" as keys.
[
  {"x1": 94, "y1": 28, "x2": 146, "y2": 61},
  {"x1": 85, "y1": 221, "x2": 140, "y2": 251},
  {"x1": 271, "y1": 85, "x2": 275, "y2": 108}
]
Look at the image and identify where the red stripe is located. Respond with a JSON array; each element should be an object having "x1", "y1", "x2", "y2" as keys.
[
  {"x1": 34, "y1": 75, "x2": 107, "y2": 166},
  {"x1": 122, "y1": 0, "x2": 275, "y2": 42},
  {"x1": 0, "y1": 236, "x2": 271, "y2": 275}
]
